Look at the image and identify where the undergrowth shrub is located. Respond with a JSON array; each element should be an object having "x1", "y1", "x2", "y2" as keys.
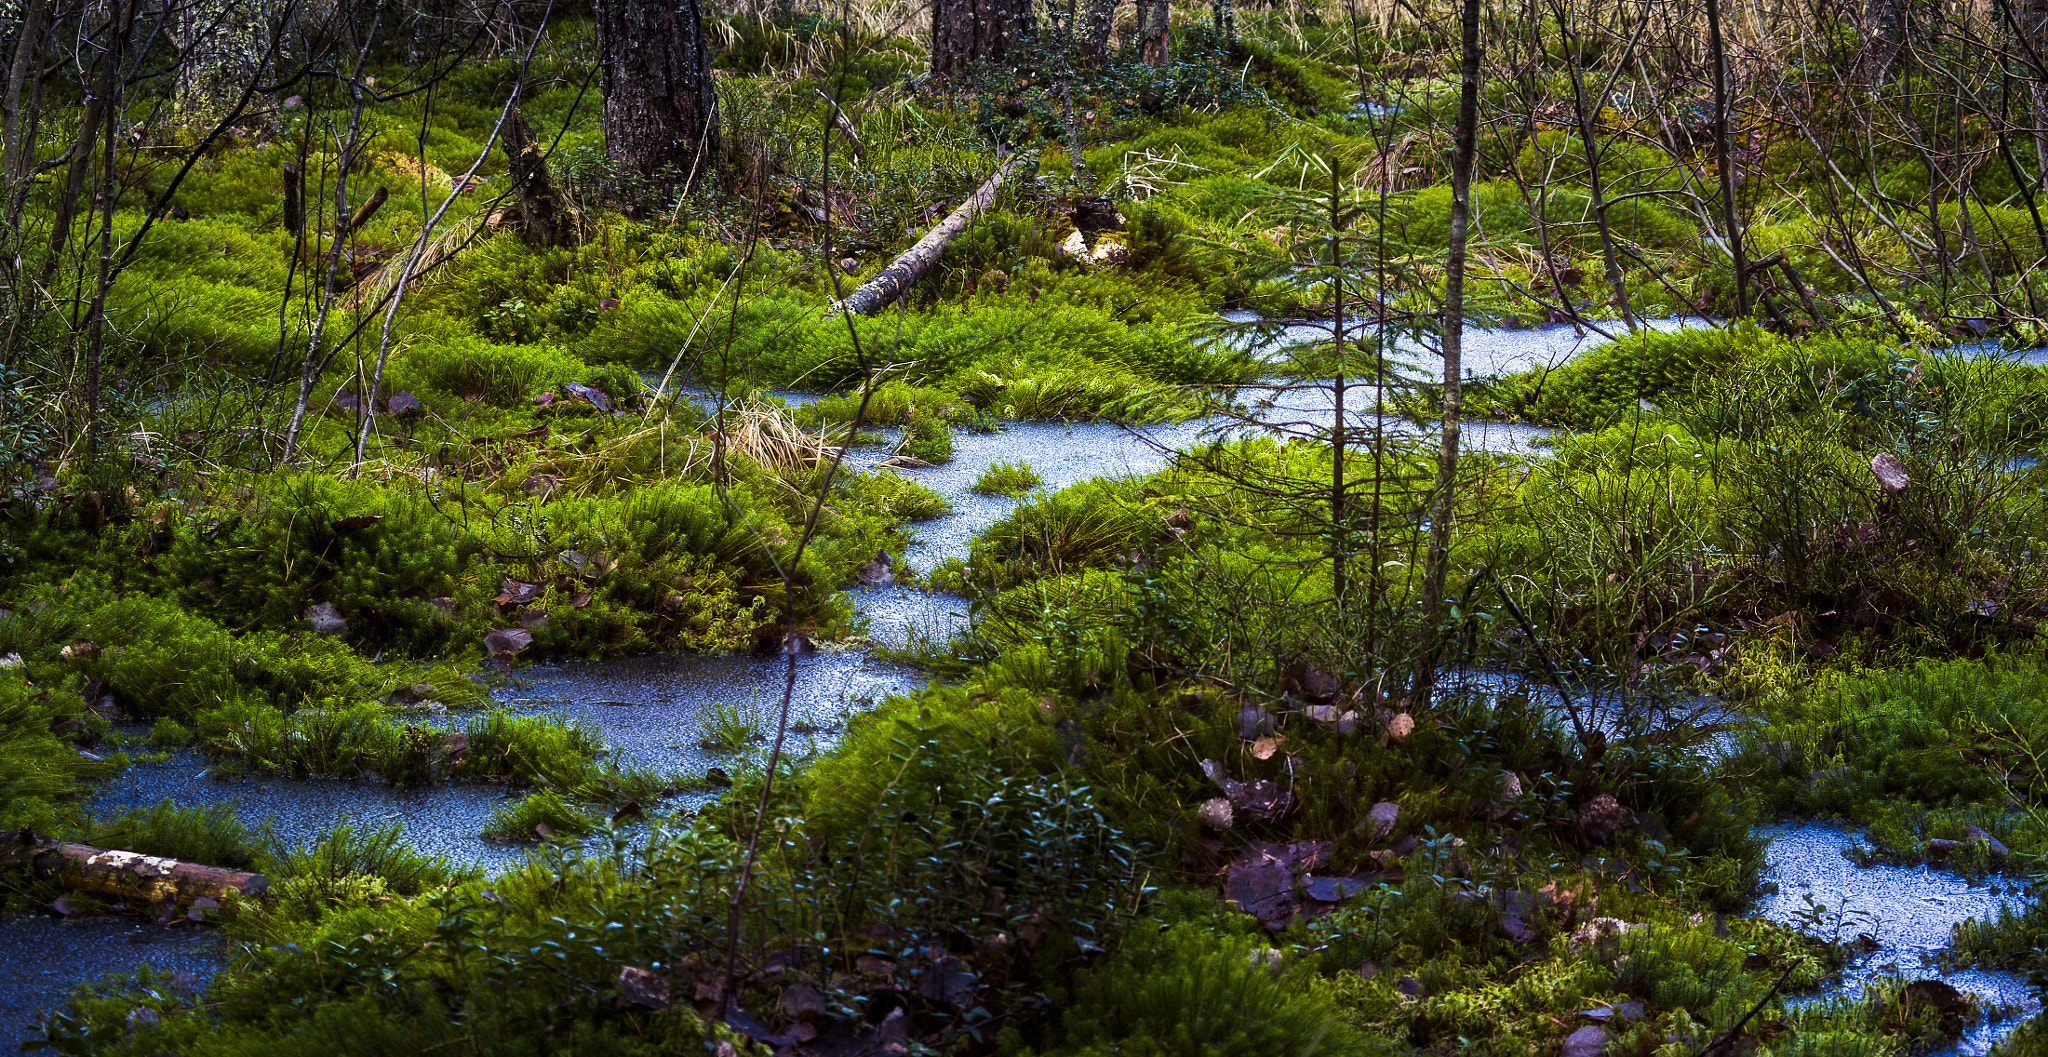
[
  {"x1": 1033, "y1": 923, "x2": 1391, "y2": 1057},
  {"x1": 0, "y1": 672, "x2": 108, "y2": 832},
  {"x1": 972, "y1": 460, "x2": 1043, "y2": 496},
  {"x1": 481, "y1": 790, "x2": 599, "y2": 842}
]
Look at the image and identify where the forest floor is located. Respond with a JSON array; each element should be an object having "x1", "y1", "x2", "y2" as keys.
[{"x1": 9, "y1": 10, "x2": 2048, "y2": 1057}]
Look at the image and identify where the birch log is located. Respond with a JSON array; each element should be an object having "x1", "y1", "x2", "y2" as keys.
[
  {"x1": 0, "y1": 831, "x2": 268, "y2": 905},
  {"x1": 833, "y1": 154, "x2": 1022, "y2": 317}
]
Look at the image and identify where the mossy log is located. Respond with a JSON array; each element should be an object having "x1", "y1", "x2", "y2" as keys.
[
  {"x1": 833, "y1": 154, "x2": 1023, "y2": 317},
  {"x1": 0, "y1": 831, "x2": 267, "y2": 905}
]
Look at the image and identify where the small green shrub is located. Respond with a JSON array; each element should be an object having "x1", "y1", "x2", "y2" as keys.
[
  {"x1": 146, "y1": 717, "x2": 196, "y2": 747},
  {"x1": 898, "y1": 415, "x2": 955, "y2": 463},
  {"x1": 269, "y1": 819, "x2": 476, "y2": 898},
  {"x1": 81, "y1": 800, "x2": 264, "y2": 870},
  {"x1": 1041, "y1": 923, "x2": 1391, "y2": 1057},
  {"x1": 458, "y1": 710, "x2": 607, "y2": 789},
  {"x1": 0, "y1": 672, "x2": 110, "y2": 832},
  {"x1": 971, "y1": 460, "x2": 1042, "y2": 496},
  {"x1": 961, "y1": 478, "x2": 1156, "y2": 589},
  {"x1": 481, "y1": 790, "x2": 599, "y2": 842},
  {"x1": 841, "y1": 469, "x2": 952, "y2": 521}
]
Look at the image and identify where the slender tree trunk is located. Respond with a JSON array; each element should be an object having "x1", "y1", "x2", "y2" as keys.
[
  {"x1": 1557, "y1": 1, "x2": 1642, "y2": 329},
  {"x1": 1706, "y1": 0, "x2": 1749, "y2": 317},
  {"x1": 82, "y1": 0, "x2": 134, "y2": 464},
  {"x1": 1328, "y1": 163, "x2": 1347, "y2": 608},
  {"x1": 592, "y1": 0, "x2": 717, "y2": 191},
  {"x1": 1863, "y1": 0, "x2": 1904, "y2": 82},
  {"x1": 280, "y1": 32, "x2": 376, "y2": 465},
  {"x1": 1414, "y1": 0, "x2": 1479, "y2": 709},
  {"x1": 2, "y1": 0, "x2": 48, "y2": 198}
]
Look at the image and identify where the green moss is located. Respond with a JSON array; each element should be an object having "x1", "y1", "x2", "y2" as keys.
[
  {"x1": 897, "y1": 415, "x2": 956, "y2": 463},
  {"x1": 0, "y1": 670, "x2": 110, "y2": 833},
  {"x1": 481, "y1": 790, "x2": 600, "y2": 843},
  {"x1": 1033, "y1": 924, "x2": 1396, "y2": 1057},
  {"x1": 972, "y1": 460, "x2": 1043, "y2": 496}
]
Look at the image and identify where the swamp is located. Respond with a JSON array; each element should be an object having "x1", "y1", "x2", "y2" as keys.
[{"x1": 11, "y1": 0, "x2": 2048, "y2": 1051}]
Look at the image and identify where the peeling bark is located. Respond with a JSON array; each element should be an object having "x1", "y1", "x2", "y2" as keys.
[
  {"x1": 1, "y1": 831, "x2": 268, "y2": 907},
  {"x1": 833, "y1": 155, "x2": 1021, "y2": 317}
]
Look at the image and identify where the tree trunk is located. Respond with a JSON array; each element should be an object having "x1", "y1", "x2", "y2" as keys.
[
  {"x1": 1082, "y1": 0, "x2": 1116, "y2": 60},
  {"x1": 1862, "y1": 0, "x2": 1906, "y2": 82},
  {"x1": 932, "y1": 0, "x2": 1034, "y2": 80},
  {"x1": 1139, "y1": 0, "x2": 1168, "y2": 64},
  {"x1": 1, "y1": 831, "x2": 268, "y2": 907},
  {"x1": 592, "y1": 0, "x2": 717, "y2": 192},
  {"x1": 1413, "y1": 0, "x2": 1479, "y2": 710},
  {"x1": 502, "y1": 110, "x2": 573, "y2": 247},
  {"x1": 1706, "y1": 0, "x2": 1749, "y2": 317},
  {"x1": 834, "y1": 155, "x2": 1021, "y2": 316}
]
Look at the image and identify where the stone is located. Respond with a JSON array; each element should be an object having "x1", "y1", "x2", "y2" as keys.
[
  {"x1": 1223, "y1": 841, "x2": 1332, "y2": 925},
  {"x1": 1382, "y1": 711, "x2": 1414, "y2": 742},
  {"x1": 563, "y1": 380, "x2": 614, "y2": 411},
  {"x1": 1903, "y1": 979, "x2": 1968, "y2": 1017},
  {"x1": 1561, "y1": 1025, "x2": 1609, "y2": 1057},
  {"x1": 1568, "y1": 917, "x2": 1642, "y2": 948},
  {"x1": 1487, "y1": 772, "x2": 1524, "y2": 819},
  {"x1": 1197, "y1": 797, "x2": 1233, "y2": 832},
  {"x1": 617, "y1": 966, "x2": 670, "y2": 1009},
  {"x1": 1305, "y1": 874, "x2": 1375, "y2": 902},
  {"x1": 1965, "y1": 826, "x2": 2011, "y2": 858},
  {"x1": 1237, "y1": 705, "x2": 1274, "y2": 740},
  {"x1": 0, "y1": 653, "x2": 20, "y2": 668},
  {"x1": 1871, "y1": 452, "x2": 1910, "y2": 493},
  {"x1": 1281, "y1": 662, "x2": 1339, "y2": 703},
  {"x1": 1366, "y1": 801, "x2": 1400, "y2": 842},
  {"x1": 483, "y1": 627, "x2": 533, "y2": 654},
  {"x1": 494, "y1": 578, "x2": 543, "y2": 605},
  {"x1": 1234, "y1": 779, "x2": 1293, "y2": 820},
  {"x1": 1579, "y1": 1000, "x2": 1645, "y2": 1022},
  {"x1": 303, "y1": 601, "x2": 348, "y2": 638},
  {"x1": 1577, "y1": 793, "x2": 1628, "y2": 844},
  {"x1": 857, "y1": 550, "x2": 895, "y2": 586},
  {"x1": 780, "y1": 981, "x2": 827, "y2": 1019}
]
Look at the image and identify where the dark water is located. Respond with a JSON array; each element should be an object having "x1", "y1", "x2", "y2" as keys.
[
  {"x1": 87, "y1": 749, "x2": 529, "y2": 871},
  {"x1": 0, "y1": 915, "x2": 225, "y2": 1052},
  {"x1": 1217, "y1": 310, "x2": 1712, "y2": 381}
]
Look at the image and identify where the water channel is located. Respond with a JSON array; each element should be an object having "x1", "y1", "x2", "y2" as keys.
[{"x1": 4, "y1": 316, "x2": 2040, "y2": 1052}]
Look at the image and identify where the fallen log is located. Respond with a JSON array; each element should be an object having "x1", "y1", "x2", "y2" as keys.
[
  {"x1": 0, "y1": 830, "x2": 268, "y2": 907},
  {"x1": 832, "y1": 154, "x2": 1023, "y2": 317}
]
